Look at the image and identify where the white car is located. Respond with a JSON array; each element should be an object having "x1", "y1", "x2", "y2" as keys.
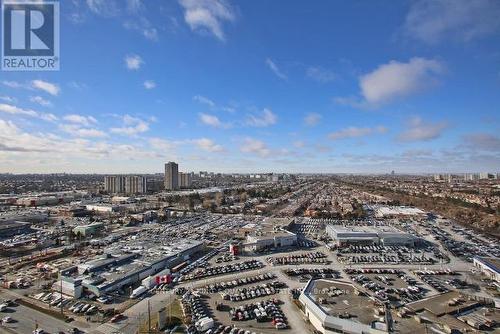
[{"x1": 2, "y1": 316, "x2": 13, "y2": 323}]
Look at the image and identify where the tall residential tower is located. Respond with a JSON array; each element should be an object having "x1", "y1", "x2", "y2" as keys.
[{"x1": 164, "y1": 162, "x2": 179, "y2": 190}]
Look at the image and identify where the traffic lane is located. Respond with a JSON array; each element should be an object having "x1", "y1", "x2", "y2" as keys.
[{"x1": 0, "y1": 303, "x2": 76, "y2": 334}]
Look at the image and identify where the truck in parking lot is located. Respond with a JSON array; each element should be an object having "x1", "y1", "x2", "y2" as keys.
[
  {"x1": 130, "y1": 286, "x2": 147, "y2": 299},
  {"x1": 195, "y1": 317, "x2": 214, "y2": 332}
]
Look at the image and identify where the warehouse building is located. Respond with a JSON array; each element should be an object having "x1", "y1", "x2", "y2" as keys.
[
  {"x1": 244, "y1": 230, "x2": 297, "y2": 252},
  {"x1": 72, "y1": 222, "x2": 105, "y2": 237},
  {"x1": 243, "y1": 218, "x2": 297, "y2": 252},
  {"x1": 0, "y1": 221, "x2": 33, "y2": 238},
  {"x1": 66, "y1": 239, "x2": 203, "y2": 297},
  {"x1": 326, "y1": 225, "x2": 416, "y2": 247},
  {"x1": 473, "y1": 257, "x2": 500, "y2": 283}
]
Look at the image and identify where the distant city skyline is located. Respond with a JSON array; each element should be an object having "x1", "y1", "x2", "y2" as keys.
[{"x1": 0, "y1": 0, "x2": 499, "y2": 174}]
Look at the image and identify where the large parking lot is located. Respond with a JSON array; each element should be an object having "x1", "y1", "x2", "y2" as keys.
[
  {"x1": 344, "y1": 268, "x2": 433, "y2": 305},
  {"x1": 337, "y1": 245, "x2": 438, "y2": 265}
]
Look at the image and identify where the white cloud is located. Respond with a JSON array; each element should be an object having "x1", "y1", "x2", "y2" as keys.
[
  {"x1": 192, "y1": 138, "x2": 224, "y2": 152},
  {"x1": 397, "y1": 116, "x2": 448, "y2": 142},
  {"x1": 68, "y1": 81, "x2": 87, "y2": 90},
  {"x1": 0, "y1": 119, "x2": 160, "y2": 163},
  {"x1": 110, "y1": 114, "x2": 150, "y2": 136},
  {"x1": 179, "y1": 0, "x2": 236, "y2": 41},
  {"x1": 265, "y1": 58, "x2": 287, "y2": 80},
  {"x1": 360, "y1": 58, "x2": 443, "y2": 105},
  {"x1": 293, "y1": 140, "x2": 305, "y2": 148},
  {"x1": 404, "y1": 0, "x2": 500, "y2": 44},
  {"x1": 127, "y1": 0, "x2": 143, "y2": 12},
  {"x1": 59, "y1": 124, "x2": 107, "y2": 138},
  {"x1": 32, "y1": 80, "x2": 60, "y2": 96},
  {"x1": 30, "y1": 96, "x2": 52, "y2": 107},
  {"x1": 124, "y1": 54, "x2": 143, "y2": 70},
  {"x1": 63, "y1": 114, "x2": 98, "y2": 126},
  {"x1": 193, "y1": 95, "x2": 216, "y2": 108},
  {"x1": 328, "y1": 126, "x2": 387, "y2": 140},
  {"x1": 86, "y1": 0, "x2": 120, "y2": 16},
  {"x1": 240, "y1": 138, "x2": 271, "y2": 157},
  {"x1": 245, "y1": 108, "x2": 277, "y2": 127},
  {"x1": 0, "y1": 96, "x2": 16, "y2": 103},
  {"x1": 0, "y1": 103, "x2": 57, "y2": 122},
  {"x1": 198, "y1": 112, "x2": 231, "y2": 128},
  {"x1": 304, "y1": 113, "x2": 321, "y2": 127},
  {"x1": 462, "y1": 133, "x2": 500, "y2": 151},
  {"x1": 142, "y1": 28, "x2": 158, "y2": 41},
  {"x1": 306, "y1": 66, "x2": 336, "y2": 83},
  {"x1": 149, "y1": 137, "x2": 177, "y2": 151},
  {"x1": 143, "y1": 80, "x2": 156, "y2": 89},
  {"x1": 123, "y1": 20, "x2": 159, "y2": 41},
  {"x1": 2, "y1": 81, "x2": 24, "y2": 89}
]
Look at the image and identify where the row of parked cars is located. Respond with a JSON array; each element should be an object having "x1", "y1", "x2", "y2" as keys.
[
  {"x1": 284, "y1": 268, "x2": 339, "y2": 280},
  {"x1": 179, "y1": 248, "x2": 221, "y2": 277},
  {"x1": 68, "y1": 301, "x2": 99, "y2": 315},
  {"x1": 205, "y1": 325, "x2": 260, "y2": 334},
  {"x1": 181, "y1": 291, "x2": 211, "y2": 324},
  {"x1": 350, "y1": 273, "x2": 426, "y2": 303},
  {"x1": 220, "y1": 282, "x2": 282, "y2": 302},
  {"x1": 267, "y1": 251, "x2": 328, "y2": 265},
  {"x1": 344, "y1": 268, "x2": 403, "y2": 275},
  {"x1": 215, "y1": 254, "x2": 239, "y2": 263},
  {"x1": 204, "y1": 273, "x2": 276, "y2": 293},
  {"x1": 229, "y1": 299, "x2": 287, "y2": 329},
  {"x1": 338, "y1": 253, "x2": 433, "y2": 264},
  {"x1": 418, "y1": 275, "x2": 450, "y2": 293},
  {"x1": 339, "y1": 245, "x2": 415, "y2": 254},
  {"x1": 178, "y1": 260, "x2": 263, "y2": 282},
  {"x1": 33, "y1": 292, "x2": 101, "y2": 316},
  {"x1": 34, "y1": 292, "x2": 74, "y2": 310}
]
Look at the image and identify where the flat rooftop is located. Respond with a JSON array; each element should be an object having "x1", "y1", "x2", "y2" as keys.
[
  {"x1": 475, "y1": 257, "x2": 500, "y2": 274},
  {"x1": 328, "y1": 225, "x2": 409, "y2": 236},
  {"x1": 406, "y1": 291, "x2": 479, "y2": 317},
  {"x1": 304, "y1": 279, "x2": 381, "y2": 327}
]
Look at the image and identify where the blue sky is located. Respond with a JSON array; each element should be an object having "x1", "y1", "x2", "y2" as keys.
[{"x1": 0, "y1": 0, "x2": 499, "y2": 174}]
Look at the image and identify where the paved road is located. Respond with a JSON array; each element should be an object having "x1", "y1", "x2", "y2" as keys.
[
  {"x1": 0, "y1": 302, "x2": 76, "y2": 334},
  {"x1": 0, "y1": 290, "x2": 92, "y2": 334}
]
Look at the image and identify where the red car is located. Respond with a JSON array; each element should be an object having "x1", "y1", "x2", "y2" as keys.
[{"x1": 110, "y1": 314, "x2": 124, "y2": 323}]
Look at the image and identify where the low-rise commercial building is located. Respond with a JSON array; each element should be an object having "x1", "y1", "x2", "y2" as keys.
[
  {"x1": 67, "y1": 239, "x2": 203, "y2": 297},
  {"x1": 299, "y1": 279, "x2": 387, "y2": 334},
  {"x1": 72, "y1": 222, "x2": 105, "y2": 237},
  {"x1": 243, "y1": 218, "x2": 297, "y2": 252},
  {"x1": 326, "y1": 225, "x2": 416, "y2": 247},
  {"x1": 473, "y1": 257, "x2": 500, "y2": 282},
  {"x1": 85, "y1": 204, "x2": 119, "y2": 213},
  {"x1": 0, "y1": 221, "x2": 33, "y2": 238}
]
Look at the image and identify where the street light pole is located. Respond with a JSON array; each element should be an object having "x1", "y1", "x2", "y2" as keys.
[{"x1": 60, "y1": 271, "x2": 64, "y2": 316}]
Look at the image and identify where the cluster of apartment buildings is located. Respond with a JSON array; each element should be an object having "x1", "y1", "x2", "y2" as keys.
[
  {"x1": 433, "y1": 172, "x2": 499, "y2": 182},
  {"x1": 164, "y1": 162, "x2": 192, "y2": 190},
  {"x1": 104, "y1": 161, "x2": 192, "y2": 194}
]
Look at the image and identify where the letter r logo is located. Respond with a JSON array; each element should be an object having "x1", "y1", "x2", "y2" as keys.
[
  {"x1": 10, "y1": 9, "x2": 50, "y2": 50},
  {"x1": 2, "y1": 2, "x2": 55, "y2": 56}
]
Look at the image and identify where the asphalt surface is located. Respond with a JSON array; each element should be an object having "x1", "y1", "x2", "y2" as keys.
[{"x1": 0, "y1": 302, "x2": 76, "y2": 334}]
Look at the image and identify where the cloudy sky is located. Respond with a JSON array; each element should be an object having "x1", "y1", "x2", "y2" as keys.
[{"x1": 1, "y1": 0, "x2": 499, "y2": 174}]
